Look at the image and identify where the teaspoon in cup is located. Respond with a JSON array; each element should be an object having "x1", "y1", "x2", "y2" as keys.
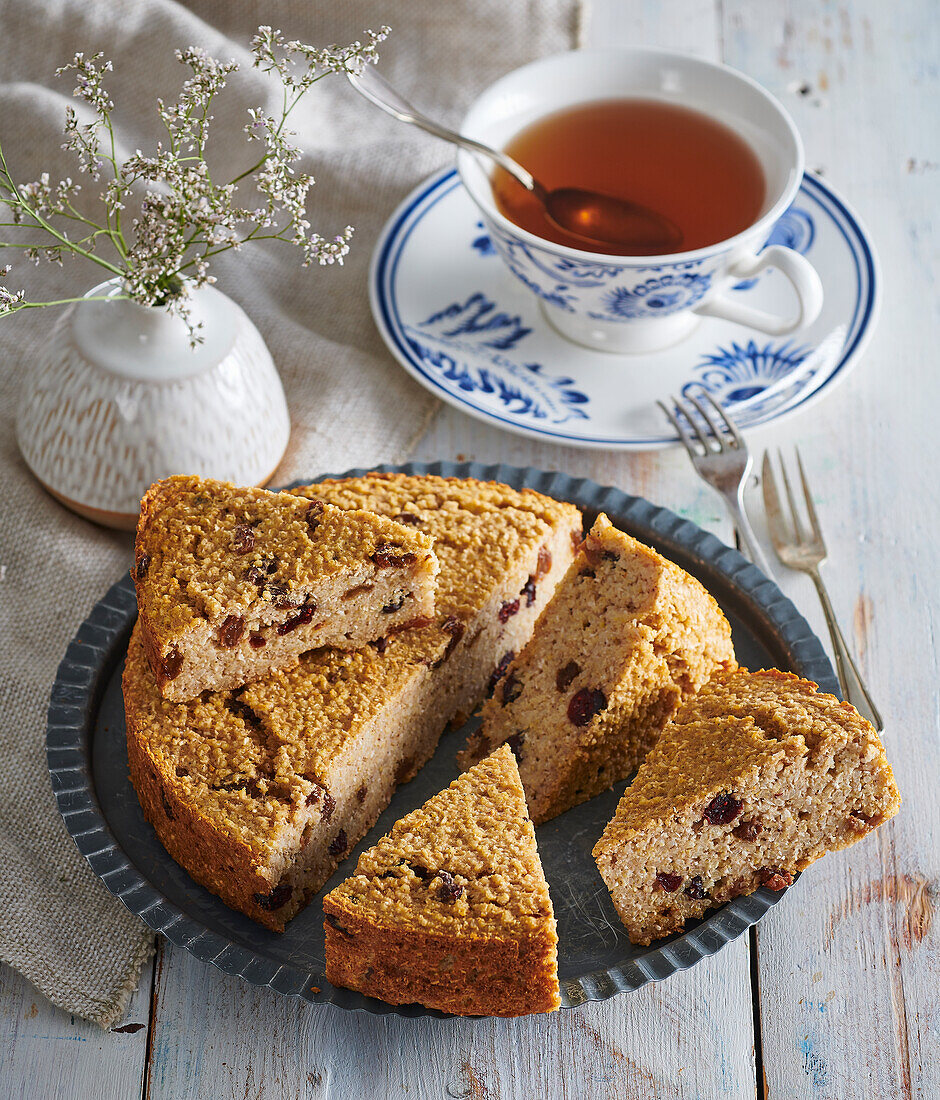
[{"x1": 347, "y1": 66, "x2": 683, "y2": 255}]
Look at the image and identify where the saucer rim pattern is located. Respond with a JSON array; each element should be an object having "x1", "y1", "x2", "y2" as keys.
[{"x1": 370, "y1": 169, "x2": 879, "y2": 449}]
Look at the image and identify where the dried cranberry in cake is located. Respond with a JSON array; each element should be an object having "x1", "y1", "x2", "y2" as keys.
[
  {"x1": 371, "y1": 543, "x2": 418, "y2": 568},
  {"x1": 520, "y1": 577, "x2": 537, "y2": 606},
  {"x1": 759, "y1": 868, "x2": 793, "y2": 890},
  {"x1": 329, "y1": 830, "x2": 348, "y2": 857},
  {"x1": 217, "y1": 615, "x2": 245, "y2": 649},
  {"x1": 248, "y1": 631, "x2": 266, "y2": 649},
  {"x1": 555, "y1": 661, "x2": 580, "y2": 692},
  {"x1": 536, "y1": 545, "x2": 552, "y2": 579},
  {"x1": 161, "y1": 647, "x2": 183, "y2": 681},
  {"x1": 276, "y1": 599, "x2": 318, "y2": 635},
  {"x1": 232, "y1": 523, "x2": 255, "y2": 554},
  {"x1": 506, "y1": 731, "x2": 526, "y2": 761},
  {"x1": 655, "y1": 872, "x2": 682, "y2": 892},
  {"x1": 703, "y1": 793, "x2": 743, "y2": 825},
  {"x1": 382, "y1": 594, "x2": 406, "y2": 614},
  {"x1": 305, "y1": 500, "x2": 324, "y2": 535},
  {"x1": 356, "y1": 786, "x2": 367, "y2": 804},
  {"x1": 733, "y1": 818, "x2": 762, "y2": 840},
  {"x1": 487, "y1": 651, "x2": 515, "y2": 696},
  {"x1": 501, "y1": 673, "x2": 523, "y2": 705},
  {"x1": 435, "y1": 616, "x2": 464, "y2": 665},
  {"x1": 325, "y1": 913, "x2": 353, "y2": 937},
  {"x1": 684, "y1": 875, "x2": 707, "y2": 899},
  {"x1": 436, "y1": 870, "x2": 464, "y2": 903},
  {"x1": 499, "y1": 599, "x2": 520, "y2": 623},
  {"x1": 254, "y1": 882, "x2": 292, "y2": 911},
  {"x1": 306, "y1": 783, "x2": 336, "y2": 823},
  {"x1": 134, "y1": 553, "x2": 151, "y2": 580},
  {"x1": 567, "y1": 688, "x2": 607, "y2": 726}
]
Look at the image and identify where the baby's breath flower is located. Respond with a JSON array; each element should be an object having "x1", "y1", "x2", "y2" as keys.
[
  {"x1": 0, "y1": 25, "x2": 390, "y2": 344},
  {"x1": 0, "y1": 265, "x2": 26, "y2": 316}
]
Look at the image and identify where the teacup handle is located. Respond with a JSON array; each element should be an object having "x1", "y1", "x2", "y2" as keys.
[{"x1": 693, "y1": 246, "x2": 824, "y2": 335}]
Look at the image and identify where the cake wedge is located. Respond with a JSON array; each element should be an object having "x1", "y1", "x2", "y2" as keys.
[
  {"x1": 124, "y1": 472, "x2": 581, "y2": 930},
  {"x1": 458, "y1": 513, "x2": 736, "y2": 823},
  {"x1": 322, "y1": 744, "x2": 559, "y2": 1016},
  {"x1": 133, "y1": 475, "x2": 439, "y2": 701},
  {"x1": 593, "y1": 668, "x2": 901, "y2": 945}
]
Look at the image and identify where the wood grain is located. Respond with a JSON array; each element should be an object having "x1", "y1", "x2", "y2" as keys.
[
  {"x1": 0, "y1": 956, "x2": 153, "y2": 1100},
  {"x1": 716, "y1": 2, "x2": 940, "y2": 1097},
  {"x1": 146, "y1": 940, "x2": 755, "y2": 1100}
]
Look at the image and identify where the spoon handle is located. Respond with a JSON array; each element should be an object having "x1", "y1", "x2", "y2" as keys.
[{"x1": 347, "y1": 67, "x2": 537, "y2": 193}]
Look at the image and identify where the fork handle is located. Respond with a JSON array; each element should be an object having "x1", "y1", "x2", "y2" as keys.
[
  {"x1": 718, "y1": 489, "x2": 774, "y2": 578},
  {"x1": 809, "y1": 569, "x2": 884, "y2": 731}
]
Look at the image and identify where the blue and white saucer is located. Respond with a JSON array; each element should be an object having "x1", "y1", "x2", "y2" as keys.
[{"x1": 370, "y1": 168, "x2": 878, "y2": 449}]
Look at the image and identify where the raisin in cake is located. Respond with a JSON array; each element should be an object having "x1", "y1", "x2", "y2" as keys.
[
  {"x1": 323, "y1": 744, "x2": 559, "y2": 1016},
  {"x1": 593, "y1": 668, "x2": 901, "y2": 945},
  {"x1": 124, "y1": 473, "x2": 581, "y2": 930},
  {"x1": 458, "y1": 514, "x2": 736, "y2": 823},
  {"x1": 134, "y1": 476, "x2": 439, "y2": 701}
]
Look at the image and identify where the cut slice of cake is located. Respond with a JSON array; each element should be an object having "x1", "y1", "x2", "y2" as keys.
[
  {"x1": 457, "y1": 513, "x2": 736, "y2": 823},
  {"x1": 322, "y1": 744, "x2": 559, "y2": 1016},
  {"x1": 593, "y1": 668, "x2": 901, "y2": 945},
  {"x1": 134, "y1": 475, "x2": 440, "y2": 701},
  {"x1": 124, "y1": 472, "x2": 581, "y2": 930}
]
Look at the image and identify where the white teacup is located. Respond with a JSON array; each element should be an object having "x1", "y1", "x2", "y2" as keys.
[{"x1": 457, "y1": 48, "x2": 823, "y2": 354}]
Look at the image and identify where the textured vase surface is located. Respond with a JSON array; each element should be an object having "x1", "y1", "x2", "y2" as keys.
[{"x1": 16, "y1": 279, "x2": 290, "y2": 529}]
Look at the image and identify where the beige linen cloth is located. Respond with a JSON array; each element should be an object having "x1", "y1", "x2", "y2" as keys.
[{"x1": 0, "y1": 0, "x2": 583, "y2": 1027}]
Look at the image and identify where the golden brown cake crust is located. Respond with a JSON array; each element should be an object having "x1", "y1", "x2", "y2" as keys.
[
  {"x1": 124, "y1": 473, "x2": 581, "y2": 932},
  {"x1": 134, "y1": 475, "x2": 438, "y2": 701},
  {"x1": 323, "y1": 745, "x2": 559, "y2": 1016},
  {"x1": 593, "y1": 668, "x2": 901, "y2": 945}
]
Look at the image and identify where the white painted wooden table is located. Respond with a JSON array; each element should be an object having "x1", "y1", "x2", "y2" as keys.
[{"x1": 1, "y1": 1, "x2": 937, "y2": 1096}]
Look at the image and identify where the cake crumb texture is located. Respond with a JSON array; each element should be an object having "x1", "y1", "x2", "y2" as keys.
[
  {"x1": 459, "y1": 513, "x2": 736, "y2": 823},
  {"x1": 124, "y1": 473, "x2": 580, "y2": 931},
  {"x1": 134, "y1": 474, "x2": 439, "y2": 700},
  {"x1": 323, "y1": 743, "x2": 559, "y2": 1016},
  {"x1": 593, "y1": 668, "x2": 901, "y2": 944}
]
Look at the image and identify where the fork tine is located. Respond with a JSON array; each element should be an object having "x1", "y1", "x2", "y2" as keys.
[
  {"x1": 761, "y1": 451, "x2": 794, "y2": 549},
  {"x1": 795, "y1": 447, "x2": 825, "y2": 543},
  {"x1": 777, "y1": 448, "x2": 806, "y2": 543},
  {"x1": 701, "y1": 390, "x2": 745, "y2": 449},
  {"x1": 672, "y1": 396, "x2": 713, "y2": 453},
  {"x1": 657, "y1": 399, "x2": 700, "y2": 457},
  {"x1": 686, "y1": 394, "x2": 726, "y2": 448}
]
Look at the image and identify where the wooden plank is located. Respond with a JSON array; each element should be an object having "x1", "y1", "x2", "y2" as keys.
[
  {"x1": 716, "y1": 1, "x2": 940, "y2": 1097},
  {"x1": 0, "y1": 955, "x2": 153, "y2": 1100},
  {"x1": 147, "y1": 940, "x2": 755, "y2": 1100}
]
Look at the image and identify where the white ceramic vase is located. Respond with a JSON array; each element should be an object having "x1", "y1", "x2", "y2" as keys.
[{"x1": 16, "y1": 279, "x2": 290, "y2": 529}]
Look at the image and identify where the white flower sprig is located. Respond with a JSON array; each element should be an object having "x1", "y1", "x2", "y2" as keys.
[{"x1": 0, "y1": 25, "x2": 390, "y2": 344}]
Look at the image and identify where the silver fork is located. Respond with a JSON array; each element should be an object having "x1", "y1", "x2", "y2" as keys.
[
  {"x1": 762, "y1": 449, "x2": 883, "y2": 730},
  {"x1": 658, "y1": 391, "x2": 773, "y2": 577}
]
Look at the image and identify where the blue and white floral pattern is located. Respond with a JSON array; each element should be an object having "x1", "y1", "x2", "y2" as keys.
[
  {"x1": 403, "y1": 292, "x2": 590, "y2": 424},
  {"x1": 594, "y1": 271, "x2": 712, "y2": 321},
  {"x1": 478, "y1": 215, "x2": 719, "y2": 321},
  {"x1": 471, "y1": 221, "x2": 496, "y2": 256},
  {"x1": 684, "y1": 339, "x2": 815, "y2": 405}
]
